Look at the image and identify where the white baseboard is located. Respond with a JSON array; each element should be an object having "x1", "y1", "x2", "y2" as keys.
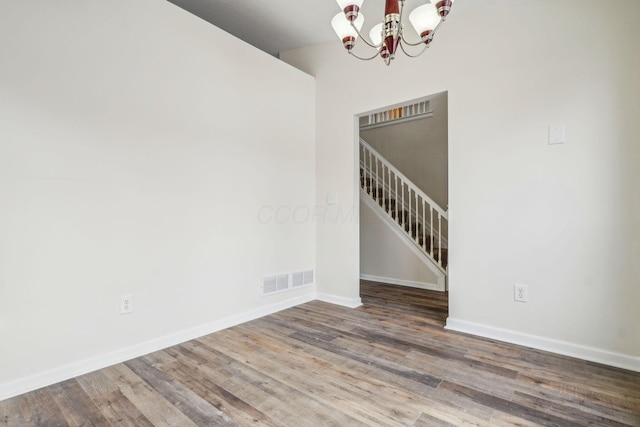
[
  {"x1": 445, "y1": 318, "x2": 640, "y2": 373},
  {"x1": 360, "y1": 274, "x2": 444, "y2": 292},
  {"x1": 316, "y1": 292, "x2": 362, "y2": 308},
  {"x1": 0, "y1": 293, "x2": 316, "y2": 402}
]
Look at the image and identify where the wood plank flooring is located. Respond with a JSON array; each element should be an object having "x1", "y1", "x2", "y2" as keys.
[{"x1": 2, "y1": 281, "x2": 639, "y2": 426}]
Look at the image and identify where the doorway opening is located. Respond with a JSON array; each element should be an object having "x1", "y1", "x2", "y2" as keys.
[{"x1": 357, "y1": 92, "x2": 449, "y2": 325}]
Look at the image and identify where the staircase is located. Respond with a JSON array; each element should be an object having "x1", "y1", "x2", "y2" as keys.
[{"x1": 360, "y1": 138, "x2": 448, "y2": 274}]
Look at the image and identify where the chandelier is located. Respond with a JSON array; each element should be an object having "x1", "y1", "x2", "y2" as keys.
[{"x1": 331, "y1": 0, "x2": 455, "y2": 65}]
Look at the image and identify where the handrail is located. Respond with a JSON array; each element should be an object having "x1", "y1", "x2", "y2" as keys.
[{"x1": 360, "y1": 138, "x2": 447, "y2": 218}]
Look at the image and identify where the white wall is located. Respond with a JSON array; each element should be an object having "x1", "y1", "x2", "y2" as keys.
[
  {"x1": 282, "y1": 0, "x2": 640, "y2": 368},
  {"x1": 360, "y1": 198, "x2": 441, "y2": 290},
  {"x1": 0, "y1": 0, "x2": 315, "y2": 398}
]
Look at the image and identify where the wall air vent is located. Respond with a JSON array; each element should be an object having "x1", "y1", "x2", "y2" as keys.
[
  {"x1": 292, "y1": 272, "x2": 304, "y2": 288},
  {"x1": 293, "y1": 270, "x2": 314, "y2": 287},
  {"x1": 262, "y1": 276, "x2": 278, "y2": 294},
  {"x1": 262, "y1": 269, "x2": 315, "y2": 295},
  {"x1": 303, "y1": 269, "x2": 314, "y2": 285},
  {"x1": 262, "y1": 274, "x2": 290, "y2": 296},
  {"x1": 276, "y1": 274, "x2": 289, "y2": 291}
]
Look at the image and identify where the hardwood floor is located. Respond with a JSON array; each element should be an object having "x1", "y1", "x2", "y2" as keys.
[
  {"x1": 359, "y1": 280, "x2": 449, "y2": 325},
  {"x1": 2, "y1": 281, "x2": 639, "y2": 426}
]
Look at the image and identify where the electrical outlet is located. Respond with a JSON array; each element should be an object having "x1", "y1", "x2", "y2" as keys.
[
  {"x1": 120, "y1": 294, "x2": 133, "y2": 314},
  {"x1": 514, "y1": 284, "x2": 527, "y2": 302}
]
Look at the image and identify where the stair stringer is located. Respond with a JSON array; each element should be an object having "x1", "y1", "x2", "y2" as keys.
[{"x1": 360, "y1": 189, "x2": 446, "y2": 291}]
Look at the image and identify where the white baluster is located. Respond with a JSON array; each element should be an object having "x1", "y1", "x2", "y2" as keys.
[
  {"x1": 395, "y1": 174, "x2": 399, "y2": 224},
  {"x1": 382, "y1": 163, "x2": 385, "y2": 207},
  {"x1": 367, "y1": 149, "x2": 371, "y2": 195},
  {"x1": 411, "y1": 188, "x2": 415, "y2": 238},
  {"x1": 430, "y1": 207, "x2": 434, "y2": 259},
  {"x1": 438, "y1": 214, "x2": 442, "y2": 268},
  {"x1": 363, "y1": 147, "x2": 367, "y2": 191},
  {"x1": 387, "y1": 166, "x2": 391, "y2": 214},
  {"x1": 375, "y1": 157, "x2": 379, "y2": 201},
  {"x1": 415, "y1": 191, "x2": 419, "y2": 243},
  {"x1": 422, "y1": 199, "x2": 426, "y2": 251},
  {"x1": 401, "y1": 181, "x2": 405, "y2": 228}
]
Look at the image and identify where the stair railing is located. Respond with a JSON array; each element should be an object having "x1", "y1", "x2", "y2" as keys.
[{"x1": 360, "y1": 138, "x2": 448, "y2": 272}]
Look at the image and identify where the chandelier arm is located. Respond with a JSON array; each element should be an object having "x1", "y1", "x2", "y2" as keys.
[
  {"x1": 400, "y1": 33, "x2": 427, "y2": 47},
  {"x1": 349, "y1": 49, "x2": 382, "y2": 61},
  {"x1": 350, "y1": 21, "x2": 382, "y2": 49},
  {"x1": 400, "y1": 19, "x2": 443, "y2": 47},
  {"x1": 399, "y1": 41, "x2": 429, "y2": 58}
]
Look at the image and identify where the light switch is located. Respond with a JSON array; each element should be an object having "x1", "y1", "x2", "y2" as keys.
[
  {"x1": 327, "y1": 193, "x2": 338, "y2": 205},
  {"x1": 548, "y1": 125, "x2": 565, "y2": 145}
]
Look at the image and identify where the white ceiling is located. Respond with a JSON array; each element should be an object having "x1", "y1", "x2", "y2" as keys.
[{"x1": 165, "y1": 0, "x2": 527, "y2": 57}]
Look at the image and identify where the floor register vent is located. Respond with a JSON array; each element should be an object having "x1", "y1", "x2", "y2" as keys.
[{"x1": 262, "y1": 269, "x2": 314, "y2": 296}]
